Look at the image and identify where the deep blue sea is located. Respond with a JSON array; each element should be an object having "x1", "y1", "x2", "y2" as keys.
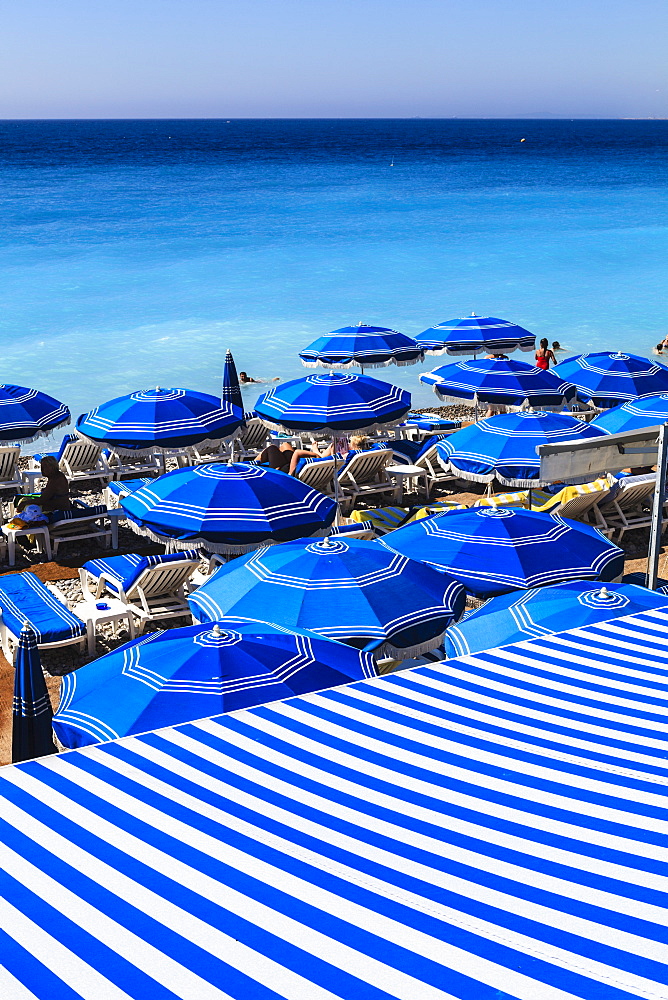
[{"x1": 1, "y1": 118, "x2": 667, "y2": 438}]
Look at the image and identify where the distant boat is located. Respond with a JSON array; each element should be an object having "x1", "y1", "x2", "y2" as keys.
[{"x1": 390, "y1": 157, "x2": 394, "y2": 166}]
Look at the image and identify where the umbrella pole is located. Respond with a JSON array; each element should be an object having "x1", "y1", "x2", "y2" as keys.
[
  {"x1": 332, "y1": 434, "x2": 340, "y2": 527},
  {"x1": 528, "y1": 487, "x2": 533, "y2": 510}
]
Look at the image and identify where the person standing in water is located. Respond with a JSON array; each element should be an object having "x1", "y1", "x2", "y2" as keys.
[{"x1": 535, "y1": 338, "x2": 557, "y2": 370}]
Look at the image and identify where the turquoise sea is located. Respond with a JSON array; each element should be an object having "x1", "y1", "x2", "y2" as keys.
[{"x1": 1, "y1": 118, "x2": 667, "y2": 436}]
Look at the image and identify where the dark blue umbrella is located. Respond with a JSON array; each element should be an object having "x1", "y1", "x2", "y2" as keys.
[
  {"x1": 77, "y1": 387, "x2": 243, "y2": 455},
  {"x1": 592, "y1": 393, "x2": 668, "y2": 434},
  {"x1": 12, "y1": 624, "x2": 56, "y2": 763},
  {"x1": 0, "y1": 384, "x2": 70, "y2": 444},
  {"x1": 52, "y1": 618, "x2": 376, "y2": 748},
  {"x1": 553, "y1": 352, "x2": 668, "y2": 408},
  {"x1": 414, "y1": 314, "x2": 536, "y2": 357},
  {"x1": 255, "y1": 372, "x2": 411, "y2": 434},
  {"x1": 222, "y1": 349, "x2": 243, "y2": 411},
  {"x1": 420, "y1": 358, "x2": 575, "y2": 408},
  {"x1": 299, "y1": 324, "x2": 422, "y2": 370}
]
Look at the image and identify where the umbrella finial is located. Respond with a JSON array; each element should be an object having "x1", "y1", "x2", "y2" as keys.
[
  {"x1": 599, "y1": 586, "x2": 610, "y2": 599},
  {"x1": 212, "y1": 624, "x2": 222, "y2": 636}
]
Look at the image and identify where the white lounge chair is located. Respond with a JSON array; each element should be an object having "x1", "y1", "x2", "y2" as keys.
[
  {"x1": 0, "y1": 446, "x2": 24, "y2": 494},
  {"x1": 236, "y1": 418, "x2": 270, "y2": 458},
  {"x1": 595, "y1": 475, "x2": 664, "y2": 540},
  {"x1": 49, "y1": 503, "x2": 123, "y2": 557},
  {"x1": 297, "y1": 457, "x2": 336, "y2": 496},
  {"x1": 547, "y1": 486, "x2": 612, "y2": 525},
  {"x1": 79, "y1": 551, "x2": 201, "y2": 631},
  {"x1": 336, "y1": 449, "x2": 396, "y2": 505},
  {"x1": 187, "y1": 439, "x2": 232, "y2": 464},
  {"x1": 411, "y1": 442, "x2": 459, "y2": 498},
  {"x1": 106, "y1": 450, "x2": 162, "y2": 480}
]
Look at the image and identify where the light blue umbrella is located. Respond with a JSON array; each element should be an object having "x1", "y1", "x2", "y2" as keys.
[
  {"x1": 121, "y1": 461, "x2": 337, "y2": 553},
  {"x1": 553, "y1": 352, "x2": 668, "y2": 408},
  {"x1": 383, "y1": 506, "x2": 624, "y2": 598},
  {"x1": 0, "y1": 384, "x2": 69, "y2": 444},
  {"x1": 592, "y1": 393, "x2": 668, "y2": 434},
  {"x1": 12, "y1": 625, "x2": 56, "y2": 763},
  {"x1": 189, "y1": 536, "x2": 466, "y2": 658},
  {"x1": 52, "y1": 618, "x2": 376, "y2": 748},
  {"x1": 414, "y1": 314, "x2": 535, "y2": 357},
  {"x1": 77, "y1": 387, "x2": 243, "y2": 455},
  {"x1": 437, "y1": 410, "x2": 606, "y2": 487},
  {"x1": 444, "y1": 580, "x2": 668, "y2": 657},
  {"x1": 255, "y1": 371, "x2": 411, "y2": 434},
  {"x1": 420, "y1": 358, "x2": 575, "y2": 408},
  {"x1": 222, "y1": 349, "x2": 243, "y2": 411},
  {"x1": 299, "y1": 323, "x2": 422, "y2": 370}
]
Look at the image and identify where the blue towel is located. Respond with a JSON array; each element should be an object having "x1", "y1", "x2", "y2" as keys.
[
  {"x1": 0, "y1": 573, "x2": 85, "y2": 644},
  {"x1": 48, "y1": 502, "x2": 108, "y2": 525},
  {"x1": 83, "y1": 550, "x2": 200, "y2": 593},
  {"x1": 391, "y1": 433, "x2": 450, "y2": 465}
]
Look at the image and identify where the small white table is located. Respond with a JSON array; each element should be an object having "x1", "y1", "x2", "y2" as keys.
[
  {"x1": 386, "y1": 464, "x2": 429, "y2": 503},
  {"x1": 2, "y1": 524, "x2": 52, "y2": 567},
  {"x1": 71, "y1": 598, "x2": 139, "y2": 655}
]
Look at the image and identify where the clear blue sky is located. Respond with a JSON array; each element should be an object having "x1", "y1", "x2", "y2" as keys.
[{"x1": 1, "y1": 0, "x2": 666, "y2": 119}]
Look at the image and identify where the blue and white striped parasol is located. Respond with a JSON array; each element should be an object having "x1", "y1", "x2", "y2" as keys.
[
  {"x1": 77, "y1": 387, "x2": 243, "y2": 455},
  {"x1": 420, "y1": 357, "x2": 575, "y2": 407},
  {"x1": 383, "y1": 506, "x2": 625, "y2": 598},
  {"x1": 415, "y1": 313, "x2": 536, "y2": 357},
  {"x1": 553, "y1": 351, "x2": 668, "y2": 408},
  {"x1": 12, "y1": 625, "x2": 56, "y2": 763},
  {"x1": 437, "y1": 409, "x2": 607, "y2": 487},
  {"x1": 0, "y1": 384, "x2": 69, "y2": 444},
  {"x1": 592, "y1": 392, "x2": 668, "y2": 434},
  {"x1": 121, "y1": 462, "x2": 337, "y2": 553},
  {"x1": 299, "y1": 323, "x2": 422, "y2": 370},
  {"x1": 444, "y1": 579, "x2": 668, "y2": 656},
  {"x1": 52, "y1": 618, "x2": 376, "y2": 748},
  {"x1": 221, "y1": 349, "x2": 243, "y2": 411},
  {"x1": 255, "y1": 371, "x2": 411, "y2": 434},
  {"x1": 189, "y1": 536, "x2": 466, "y2": 658}
]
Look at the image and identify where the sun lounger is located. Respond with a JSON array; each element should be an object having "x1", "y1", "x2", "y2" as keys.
[
  {"x1": 409, "y1": 442, "x2": 459, "y2": 498},
  {"x1": 351, "y1": 500, "x2": 466, "y2": 535},
  {"x1": 336, "y1": 448, "x2": 396, "y2": 504},
  {"x1": 236, "y1": 417, "x2": 270, "y2": 458},
  {"x1": 0, "y1": 572, "x2": 87, "y2": 661},
  {"x1": 105, "y1": 450, "x2": 162, "y2": 480},
  {"x1": 31, "y1": 434, "x2": 111, "y2": 487},
  {"x1": 104, "y1": 477, "x2": 154, "y2": 507},
  {"x1": 49, "y1": 502, "x2": 123, "y2": 557},
  {"x1": 297, "y1": 456, "x2": 336, "y2": 495},
  {"x1": 595, "y1": 474, "x2": 664, "y2": 540},
  {"x1": 186, "y1": 440, "x2": 232, "y2": 464},
  {"x1": 0, "y1": 447, "x2": 24, "y2": 497},
  {"x1": 79, "y1": 550, "x2": 200, "y2": 630}
]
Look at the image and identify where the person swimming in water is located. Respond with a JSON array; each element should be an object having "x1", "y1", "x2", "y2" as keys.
[{"x1": 239, "y1": 371, "x2": 280, "y2": 384}]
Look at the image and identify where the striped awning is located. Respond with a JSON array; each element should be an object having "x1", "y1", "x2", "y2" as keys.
[{"x1": 2, "y1": 607, "x2": 668, "y2": 998}]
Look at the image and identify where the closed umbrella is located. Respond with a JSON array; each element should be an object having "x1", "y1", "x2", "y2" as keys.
[
  {"x1": 77, "y1": 387, "x2": 243, "y2": 455},
  {"x1": 592, "y1": 393, "x2": 668, "y2": 434},
  {"x1": 420, "y1": 358, "x2": 575, "y2": 408},
  {"x1": 0, "y1": 384, "x2": 69, "y2": 444},
  {"x1": 12, "y1": 624, "x2": 56, "y2": 763},
  {"x1": 189, "y1": 536, "x2": 466, "y2": 658},
  {"x1": 299, "y1": 323, "x2": 422, "y2": 371},
  {"x1": 383, "y1": 506, "x2": 624, "y2": 598},
  {"x1": 437, "y1": 410, "x2": 606, "y2": 488},
  {"x1": 121, "y1": 461, "x2": 337, "y2": 553},
  {"x1": 414, "y1": 314, "x2": 535, "y2": 357},
  {"x1": 553, "y1": 352, "x2": 668, "y2": 409},
  {"x1": 222, "y1": 349, "x2": 243, "y2": 411},
  {"x1": 444, "y1": 580, "x2": 668, "y2": 657},
  {"x1": 52, "y1": 618, "x2": 376, "y2": 748}
]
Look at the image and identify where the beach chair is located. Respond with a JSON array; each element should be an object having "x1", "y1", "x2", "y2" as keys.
[
  {"x1": 336, "y1": 449, "x2": 396, "y2": 505},
  {"x1": 0, "y1": 446, "x2": 24, "y2": 495},
  {"x1": 79, "y1": 550, "x2": 200, "y2": 631},
  {"x1": 186, "y1": 439, "x2": 232, "y2": 465},
  {"x1": 541, "y1": 484, "x2": 612, "y2": 528},
  {"x1": 329, "y1": 519, "x2": 376, "y2": 540},
  {"x1": 48, "y1": 502, "x2": 122, "y2": 557},
  {"x1": 594, "y1": 475, "x2": 663, "y2": 540},
  {"x1": 236, "y1": 418, "x2": 270, "y2": 458},
  {"x1": 36, "y1": 434, "x2": 112, "y2": 487},
  {"x1": 105, "y1": 450, "x2": 162, "y2": 480},
  {"x1": 0, "y1": 572, "x2": 87, "y2": 661},
  {"x1": 410, "y1": 442, "x2": 459, "y2": 498},
  {"x1": 297, "y1": 456, "x2": 336, "y2": 496}
]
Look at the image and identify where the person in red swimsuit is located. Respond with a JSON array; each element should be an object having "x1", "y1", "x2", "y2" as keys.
[{"x1": 535, "y1": 338, "x2": 557, "y2": 370}]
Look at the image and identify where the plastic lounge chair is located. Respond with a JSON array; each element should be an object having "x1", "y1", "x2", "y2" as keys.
[
  {"x1": 0, "y1": 572, "x2": 87, "y2": 661},
  {"x1": 105, "y1": 450, "x2": 162, "y2": 481},
  {"x1": 186, "y1": 439, "x2": 232, "y2": 465},
  {"x1": 410, "y1": 442, "x2": 458, "y2": 499},
  {"x1": 49, "y1": 502, "x2": 121, "y2": 557},
  {"x1": 104, "y1": 477, "x2": 154, "y2": 507},
  {"x1": 79, "y1": 550, "x2": 200, "y2": 630},
  {"x1": 545, "y1": 487, "x2": 611, "y2": 526},
  {"x1": 595, "y1": 475, "x2": 662, "y2": 540},
  {"x1": 297, "y1": 456, "x2": 336, "y2": 496},
  {"x1": 31, "y1": 434, "x2": 112, "y2": 487},
  {"x1": 236, "y1": 417, "x2": 271, "y2": 458},
  {"x1": 0, "y1": 446, "x2": 24, "y2": 495},
  {"x1": 336, "y1": 448, "x2": 396, "y2": 504}
]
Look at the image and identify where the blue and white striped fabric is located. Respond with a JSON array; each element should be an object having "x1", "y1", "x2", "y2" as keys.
[
  {"x1": 414, "y1": 313, "x2": 536, "y2": 356},
  {"x1": 121, "y1": 462, "x2": 337, "y2": 554},
  {"x1": 0, "y1": 383, "x2": 70, "y2": 444},
  {"x1": 12, "y1": 625, "x2": 56, "y2": 763},
  {"x1": 221, "y1": 349, "x2": 243, "y2": 411},
  {"x1": 83, "y1": 550, "x2": 200, "y2": 594},
  {"x1": 256, "y1": 372, "x2": 411, "y2": 434},
  {"x1": 299, "y1": 324, "x2": 422, "y2": 369},
  {"x1": 553, "y1": 351, "x2": 668, "y2": 408},
  {"x1": 420, "y1": 358, "x2": 575, "y2": 407},
  {"x1": 106, "y1": 477, "x2": 154, "y2": 500},
  {"x1": 592, "y1": 392, "x2": 668, "y2": 433},
  {"x1": 383, "y1": 506, "x2": 625, "y2": 597},
  {"x1": 4, "y1": 606, "x2": 668, "y2": 998},
  {"x1": 77, "y1": 387, "x2": 243, "y2": 454},
  {"x1": 437, "y1": 410, "x2": 607, "y2": 487},
  {"x1": 189, "y1": 536, "x2": 466, "y2": 658},
  {"x1": 0, "y1": 572, "x2": 86, "y2": 644}
]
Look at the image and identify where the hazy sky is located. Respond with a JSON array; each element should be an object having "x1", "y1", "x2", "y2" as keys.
[{"x1": 1, "y1": 0, "x2": 666, "y2": 119}]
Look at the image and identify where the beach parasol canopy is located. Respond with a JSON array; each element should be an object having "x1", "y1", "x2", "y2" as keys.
[
  {"x1": 0, "y1": 384, "x2": 69, "y2": 444},
  {"x1": 443, "y1": 580, "x2": 668, "y2": 657},
  {"x1": 437, "y1": 410, "x2": 607, "y2": 488},
  {"x1": 76, "y1": 387, "x2": 243, "y2": 455},
  {"x1": 553, "y1": 352, "x2": 668, "y2": 409},
  {"x1": 12, "y1": 625, "x2": 57, "y2": 763},
  {"x1": 414, "y1": 314, "x2": 536, "y2": 357},
  {"x1": 189, "y1": 536, "x2": 466, "y2": 658},
  {"x1": 592, "y1": 393, "x2": 668, "y2": 434},
  {"x1": 121, "y1": 461, "x2": 337, "y2": 553},
  {"x1": 299, "y1": 323, "x2": 422, "y2": 370},
  {"x1": 52, "y1": 618, "x2": 376, "y2": 748},
  {"x1": 221, "y1": 349, "x2": 243, "y2": 411},
  {"x1": 419, "y1": 358, "x2": 575, "y2": 408},
  {"x1": 255, "y1": 371, "x2": 411, "y2": 435},
  {"x1": 383, "y1": 506, "x2": 624, "y2": 598}
]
